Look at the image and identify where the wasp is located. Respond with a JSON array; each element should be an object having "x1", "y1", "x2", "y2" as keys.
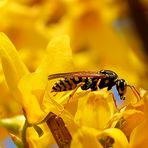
[{"x1": 48, "y1": 70, "x2": 140, "y2": 101}]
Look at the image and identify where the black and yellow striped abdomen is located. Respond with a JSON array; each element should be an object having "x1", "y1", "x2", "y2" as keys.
[{"x1": 51, "y1": 77, "x2": 99, "y2": 92}]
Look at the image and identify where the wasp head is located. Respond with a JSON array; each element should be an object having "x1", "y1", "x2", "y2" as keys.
[{"x1": 116, "y1": 79, "x2": 127, "y2": 100}]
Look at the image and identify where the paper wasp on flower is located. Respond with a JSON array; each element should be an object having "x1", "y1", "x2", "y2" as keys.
[{"x1": 48, "y1": 70, "x2": 141, "y2": 104}]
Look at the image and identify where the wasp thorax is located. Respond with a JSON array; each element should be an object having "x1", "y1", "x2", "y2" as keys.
[
  {"x1": 99, "y1": 70, "x2": 118, "y2": 91},
  {"x1": 99, "y1": 70, "x2": 118, "y2": 79}
]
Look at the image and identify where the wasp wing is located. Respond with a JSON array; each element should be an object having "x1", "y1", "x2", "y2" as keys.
[{"x1": 48, "y1": 71, "x2": 106, "y2": 80}]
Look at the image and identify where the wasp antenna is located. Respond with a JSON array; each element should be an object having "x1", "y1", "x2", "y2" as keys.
[{"x1": 127, "y1": 85, "x2": 141, "y2": 101}]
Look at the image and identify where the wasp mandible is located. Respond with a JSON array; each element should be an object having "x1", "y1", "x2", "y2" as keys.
[{"x1": 48, "y1": 70, "x2": 140, "y2": 103}]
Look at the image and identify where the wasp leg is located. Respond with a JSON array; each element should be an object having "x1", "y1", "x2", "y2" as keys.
[
  {"x1": 127, "y1": 85, "x2": 141, "y2": 102},
  {"x1": 58, "y1": 82, "x2": 85, "y2": 116},
  {"x1": 109, "y1": 92, "x2": 120, "y2": 112},
  {"x1": 69, "y1": 82, "x2": 85, "y2": 99}
]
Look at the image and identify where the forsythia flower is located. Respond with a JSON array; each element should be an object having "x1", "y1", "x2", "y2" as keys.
[
  {"x1": 0, "y1": 32, "x2": 148, "y2": 148},
  {"x1": 0, "y1": 33, "x2": 74, "y2": 147}
]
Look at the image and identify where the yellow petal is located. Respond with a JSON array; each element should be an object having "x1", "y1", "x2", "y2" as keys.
[
  {"x1": 71, "y1": 126, "x2": 103, "y2": 148},
  {"x1": 144, "y1": 94, "x2": 148, "y2": 120},
  {"x1": 121, "y1": 109, "x2": 144, "y2": 138},
  {"x1": 27, "y1": 123, "x2": 55, "y2": 148},
  {"x1": 74, "y1": 90, "x2": 114, "y2": 129},
  {"x1": 130, "y1": 120, "x2": 148, "y2": 148},
  {"x1": 129, "y1": 96, "x2": 148, "y2": 148},
  {"x1": 0, "y1": 32, "x2": 28, "y2": 100},
  {"x1": 98, "y1": 128, "x2": 129, "y2": 148},
  {"x1": 36, "y1": 35, "x2": 75, "y2": 117},
  {"x1": 18, "y1": 72, "x2": 46, "y2": 123},
  {"x1": 37, "y1": 35, "x2": 74, "y2": 76}
]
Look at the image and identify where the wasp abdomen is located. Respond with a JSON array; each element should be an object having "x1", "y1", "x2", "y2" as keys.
[
  {"x1": 51, "y1": 77, "x2": 82, "y2": 92},
  {"x1": 51, "y1": 77, "x2": 99, "y2": 92}
]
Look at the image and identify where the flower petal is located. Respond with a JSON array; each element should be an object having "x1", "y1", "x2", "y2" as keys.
[
  {"x1": 130, "y1": 120, "x2": 148, "y2": 148},
  {"x1": 0, "y1": 32, "x2": 28, "y2": 100},
  {"x1": 71, "y1": 126, "x2": 103, "y2": 148},
  {"x1": 18, "y1": 72, "x2": 46, "y2": 123},
  {"x1": 98, "y1": 128, "x2": 129, "y2": 148},
  {"x1": 27, "y1": 123, "x2": 55, "y2": 148},
  {"x1": 121, "y1": 109, "x2": 144, "y2": 138},
  {"x1": 74, "y1": 90, "x2": 115, "y2": 129},
  {"x1": 129, "y1": 96, "x2": 148, "y2": 148},
  {"x1": 37, "y1": 35, "x2": 74, "y2": 76}
]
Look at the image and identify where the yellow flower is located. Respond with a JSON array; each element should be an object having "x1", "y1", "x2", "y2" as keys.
[
  {"x1": 69, "y1": 90, "x2": 130, "y2": 147},
  {"x1": 71, "y1": 126, "x2": 102, "y2": 148},
  {"x1": 129, "y1": 92, "x2": 148, "y2": 148},
  {"x1": 0, "y1": 32, "x2": 74, "y2": 122},
  {"x1": 70, "y1": 124, "x2": 129, "y2": 148},
  {"x1": 74, "y1": 90, "x2": 116, "y2": 129},
  {"x1": 0, "y1": 29, "x2": 148, "y2": 148},
  {"x1": 0, "y1": 32, "x2": 74, "y2": 147}
]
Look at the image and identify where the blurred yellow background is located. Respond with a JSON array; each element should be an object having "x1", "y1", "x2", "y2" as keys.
[{"x1": 0, "y1": 0, "x2": 148, "y2": 147}]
